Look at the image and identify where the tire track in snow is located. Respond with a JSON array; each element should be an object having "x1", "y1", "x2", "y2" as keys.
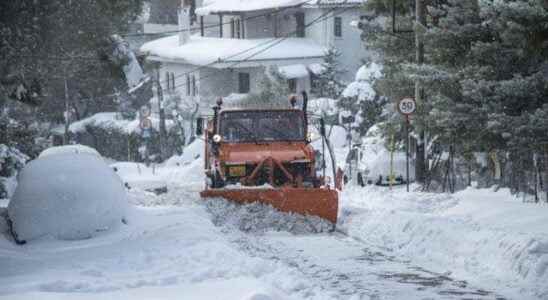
[{"x1": 203, "y1": 198, "x2": 508, "y2": 300}]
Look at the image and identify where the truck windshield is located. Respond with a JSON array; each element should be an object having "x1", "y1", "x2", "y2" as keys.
[{"x1": 219, "y1": 111, "x2": 305, "y2": 143}]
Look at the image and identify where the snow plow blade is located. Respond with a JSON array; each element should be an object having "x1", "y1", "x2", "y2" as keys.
[{"x1": 200, "y1": 188, "x2": 338, "y2": 224}]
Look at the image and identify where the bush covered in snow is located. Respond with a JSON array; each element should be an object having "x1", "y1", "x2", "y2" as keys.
[
  {"x1": 53, "y1": 113, "x2": 184, "y2": 162},
  {"x1": 8, "y1": 150, "x2": 129, "y2": 241},
  {"x1": 0, "y1": 144, "x2": 28, "y2": 199}
]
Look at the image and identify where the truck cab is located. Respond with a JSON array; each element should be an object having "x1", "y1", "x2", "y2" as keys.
[{"x1": 204, "y1": 108, "x2": 318, "y2": 188}]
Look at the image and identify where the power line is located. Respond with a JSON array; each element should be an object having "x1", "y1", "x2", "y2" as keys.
[
  {"x1": 163, "y1": 3, "x2": 353, "y2": 93},
  {"x1": 121, "y1": 0, "x2": 315, "y2": 38},
  {"x1": 14, "y1": 0, "x2": 317, "y2": 63},
  {"x1": 49, "y1": 3, "x2": 353, "y2": 104}
]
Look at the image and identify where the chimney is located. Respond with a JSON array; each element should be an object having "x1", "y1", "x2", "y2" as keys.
[{"x1": 178, "y1": 0, "x2": 191, "y2": 45}]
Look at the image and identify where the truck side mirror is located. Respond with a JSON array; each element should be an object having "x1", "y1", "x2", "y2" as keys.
[
  {"x1": 196, "y1": 117, "x2": 204, "y2": 136},
  {"x1": 320, "y1": 118, "x2": 326, "y2": 137}
]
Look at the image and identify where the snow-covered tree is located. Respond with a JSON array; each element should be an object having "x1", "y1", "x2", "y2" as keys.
[
  {"x1": 340, "y1": 62, "x2": 387, "y2": 136},
  {"x1": 0, "y1": 0, "x2": 145, "y2": 123},
  {"x1": 362, "y1": 0, "x2": 548, "y2": 193},
  {"x1": 312, "y1": 48, "x2": 347, "y2": 99},
  {"x1": 0, "y1": 144, "x2": 28, "y2": 199},
  {"x1": 245, "y1": 66, "x2": 291, "y2": 107}
]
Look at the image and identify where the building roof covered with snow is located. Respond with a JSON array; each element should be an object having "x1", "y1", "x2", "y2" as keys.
[
  {"x1": 303, "y1": 0, "x2": 366, "y2": 7},
  {"x1": 140, "y1": 35, "x2": 327, "y2": 68},
  {"x1": 196, "y1": 0, "x2": 306, "y2": 15}
]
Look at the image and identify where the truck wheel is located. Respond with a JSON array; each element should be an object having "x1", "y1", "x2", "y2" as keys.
[{"x1": 211, "y1": 172, "x2": 225, "y2": 189}]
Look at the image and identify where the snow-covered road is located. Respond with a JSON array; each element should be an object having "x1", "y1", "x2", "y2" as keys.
[
  {"x1": 205, "y1": 198, "x2": 505, "y2": 300},
  {"x1": 1, "y1": 185, "x2": 506, "y2": 300},
  {"x1": 2, "y1": 157, "x2": 546, "y2": 299}
]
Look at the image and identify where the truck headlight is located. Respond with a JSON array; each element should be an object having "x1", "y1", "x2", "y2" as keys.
[{"x1": 213, "y1": 134, "x2": 222, "y2": 143}]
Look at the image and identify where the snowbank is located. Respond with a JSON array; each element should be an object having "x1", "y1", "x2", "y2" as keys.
[
  {"x1": 164, "y1": 139, "x2": 204, "y2": 167},
  {"x1": 339, "y1": 185, "x2": 548, "y2": 299},
  {"x1": 8, "y1": 152, "x2": 129, "y2": 241},
  {"x1": 39, "y1": 144, "x2": 100, "y2": 159},
  {"x1": 0, "y1": 196, "x2": 333, "y2": 299},
  {"x1": 111, "y1": 162, "x2": 166, "y2": 191},
  {"x1": 111, "y1": 140, "x2": 206, "y2": 194}
]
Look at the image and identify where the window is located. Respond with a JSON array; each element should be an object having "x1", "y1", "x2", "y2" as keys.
[
  {"x1": 334, "y1": 16, "x2": 342, "y2": 37},
  {"x1": 171, "y1": 73, "x2": 175, "y2": 90},
  {"x1": 235, "y1": 18, "x2": 241, "y2": 38},
  {"x1": 220, "y1": 111, "x2": 305, "y2": 143},
  {"x1": 295, "y1": 12, "x2": 305, "y2": 38},
  {"x1": 310, "y1": 72, "x2": 319, "y2": 91},
  {"x1": 230, "y1": 19, "x2": 235, "y2": 38},
  {"x1": 238, "y1": 72, "x2": 250, "y2": 93},
  {"x1": 166, "y1": 72, "x2": 175, "y2": 91},
  {"x1": 288, "y1": 79, "x2": 297, "y2": 93},
  {"x1": 192, "y1": 75, "x2": 197, "y2": 96},
  {"x1": 186, "y1": 75, "x2": 191, "y2": 96}
]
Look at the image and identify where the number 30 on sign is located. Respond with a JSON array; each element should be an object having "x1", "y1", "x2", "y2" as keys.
[{"x1": 398, "y1": 98, "x2": 416, "y2": 115}]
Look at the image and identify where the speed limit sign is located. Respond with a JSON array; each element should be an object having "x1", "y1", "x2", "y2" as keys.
[
  {"x1": 140, "y1": 106, "x2": 151, "y2": 118},
  {"x1": 140, "y1": 118, "x2": 152, "y2": 130},
  {"x1": 398, "y1": 98, "x2": 416, "y2": 115}
]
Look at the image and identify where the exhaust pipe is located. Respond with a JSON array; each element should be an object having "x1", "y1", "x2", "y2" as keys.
[{"x1": 301, "y1": 91, "x2": 308, "y2": 130}]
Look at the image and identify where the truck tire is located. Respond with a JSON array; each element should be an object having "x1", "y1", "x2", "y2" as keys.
[{"x1": 211, "y1": 172, "x2": 225, "y2": 189}]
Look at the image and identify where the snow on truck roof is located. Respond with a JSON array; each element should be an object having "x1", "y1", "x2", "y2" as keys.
[{"x1": 140, "y1": 35, "x2": 326, "y2": 67}]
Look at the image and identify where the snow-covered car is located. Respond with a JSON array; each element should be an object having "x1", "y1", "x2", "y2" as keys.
[
  {"x1": 352, "y1": 125, "x2": 415, "y2": 186},
  {"x1": 7, "y1": 146, "x2": 129, "y2": 242},
  {"x1": 38, "y1": 144, "x2": 101, "y2": 159}
]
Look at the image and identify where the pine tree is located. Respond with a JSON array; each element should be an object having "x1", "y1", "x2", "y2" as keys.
[
  {"x1": 362, "y1": 0, "x2": 548, "y2": 192},
  {"x1": 340, "y1": 63, "x2": 387, "y2": 136},
  {"x1": 245, "y1": 66, "x2": 291, "y2": 107},
  {"x1": 313, "y1": 48, "x2": 347, "y2": 99},
  {"x1": 0, "y1": 0, "x2": 145, "y2": 123}
]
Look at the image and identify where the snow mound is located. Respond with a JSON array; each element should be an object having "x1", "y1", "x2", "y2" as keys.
[
  {"x1": 340, "y1": 185, "x2": 548, "y2": 299},
  {"x1": 8, "y1": 153, "x2": 129, "y2": 241},
  {"x1": 39, "y1": 144, "x2": 100, "y2": 159},
  {"x1": 164, "y1": 139, "x2": 204, "y2": 167},
  {"x1": 204, "y1": 198, "x2": 333, "y2": 234}
]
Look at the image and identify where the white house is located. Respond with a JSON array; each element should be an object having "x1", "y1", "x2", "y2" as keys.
[{"x1": 140, "y1": 0, "x2": 368, "y2": 110}]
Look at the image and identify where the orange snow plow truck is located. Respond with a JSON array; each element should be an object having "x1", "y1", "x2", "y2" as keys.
[{"x1": 196, "y1": 92, "x2": 340, "y2": 225}]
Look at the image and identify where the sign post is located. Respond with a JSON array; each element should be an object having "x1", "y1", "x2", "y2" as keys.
[
  {"x1": 139, "y1": 106, "x2": 153, "y2": 167},
  {"x1": 398, "y1": 97, "x2": 416, "y2": 192}
]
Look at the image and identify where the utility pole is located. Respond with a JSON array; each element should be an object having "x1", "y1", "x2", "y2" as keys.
[
  {"x1": 63, "y1": 75, "x2": 70, "y2": 145},
  {"x1": 414, "y1": 0, "x2": 427, "y2": 184},
  {"x1": 156, "y1": 69, "x2": 168, "y2": 161}
]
